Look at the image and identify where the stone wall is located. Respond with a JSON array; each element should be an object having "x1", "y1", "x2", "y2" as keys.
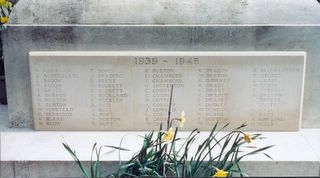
[{"x1": 3, "y1": 0, "x2": 320, "y2": 129}]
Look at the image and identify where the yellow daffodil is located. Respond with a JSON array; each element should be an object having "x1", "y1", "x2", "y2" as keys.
[
  {"x1": 162, "y1": 127, "x2": 174, "y2": 142},
  {"x1": 0, "y1": 0, "x2": 6, "y2": 6},
  {"x1": 0, "y1": 16, "x2": 8, "y2": 24},
  {"x1": 178, "y1": 111, "x2": 186, "y2": 128},
  {"x1": 242, "y1": 133, "x2": 251, "y2": 143},
  {"x1": 213, "y1": 167, "x2": 228, "y2": 177},
  {"x1": 0, "y1": 0, "x2": 11, "y2": 8}
]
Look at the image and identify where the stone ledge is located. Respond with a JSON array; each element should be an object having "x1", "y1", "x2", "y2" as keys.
[
  {"x1": 1, "y1": 129, "x2": 319, "y2": 177},
  {"x1": 0, "y1": 104, "x2": 319, "y2": 176}
]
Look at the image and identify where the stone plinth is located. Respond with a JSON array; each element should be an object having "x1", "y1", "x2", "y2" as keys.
[
  {"x1": 1, "y1": 128, "x2": 320, "y2": 177},
  {"x1": 2, "y1": 0, "x2": 320, "y2": 129},
  {"x1": 4, "y1": 25, "x2": 320, "y2": 129}
]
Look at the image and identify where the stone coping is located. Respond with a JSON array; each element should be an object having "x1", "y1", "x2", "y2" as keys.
[{"x1": 9, "y1": 0, "x2": 320, "y2": 25}]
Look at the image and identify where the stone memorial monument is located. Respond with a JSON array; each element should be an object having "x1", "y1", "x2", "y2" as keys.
[
  {"x1": 1, "y1": 0, "x2": 320, "y2": 177},
  {"x1": 29, "y1": 51, "x2": 305, "y2": 131},
  {"x1": 3, "y1": 0, "x2": 320, "y2": 131}
]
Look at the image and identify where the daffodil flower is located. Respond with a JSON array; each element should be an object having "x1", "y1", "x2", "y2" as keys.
[
  {"x1": 0, "y1": 0, "x2": 6, "y2": 6},
  {"x1": 162, "y1": 127, "x2": 174, "y2": 142},
  {"x1": 0, "y1": 0, "x2": 12, "y2": 8},
  {"x1": 0, "y1": 16, "x2": 8, "y2": 24},
  {"x1": 178, "y1": 111, "x2": 186, "y2": 128},
  {"x1": 212, "y1": 167, "x2": 228, "y2": 177},
  {"x1": 242, "y1": 133, "x2": 251, "y2": 143}
]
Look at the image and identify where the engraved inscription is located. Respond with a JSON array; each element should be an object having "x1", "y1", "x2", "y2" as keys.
[
  {"x1": 33, "y1": 68, "x2": 78, "y2": 127},
  {"x1": 30, "y1": 52, "x2": 305, "y2": 131}
]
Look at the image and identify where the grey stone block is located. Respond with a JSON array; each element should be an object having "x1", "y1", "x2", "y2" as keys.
[
  {"x1": 240, "y1": 161, "x2": 320, "y2": 177},
  {"x1": 0, "y1": 161, "x2": 14, "y2": 178},
  {"x1": 10, "y1": 0, "x2": 83, "y2": 24},
  {"x1": 12, "y1": 161, "x2": 118, "y2": 178},
  {"x1": 2, "y1": 25, "x2": 320, "y2": 129},
  {"x1": 8, "y1": 0, "x2": 320, "y2": 24}
]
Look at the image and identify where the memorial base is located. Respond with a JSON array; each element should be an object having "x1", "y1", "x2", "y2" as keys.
[
  {"x1": 1, "y1": 130, "x2": 319, "y2": 177},
  {"x1": 0, "y1": 105, "x2": 319, "y2": 177}
]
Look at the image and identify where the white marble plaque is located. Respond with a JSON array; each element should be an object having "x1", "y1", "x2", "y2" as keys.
[{"x1": 29, "y1": 51, "x2": 306, "y2": 131}]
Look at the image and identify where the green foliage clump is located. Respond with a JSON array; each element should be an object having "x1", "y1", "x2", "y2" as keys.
[
  {"x1": 63, "y1": 122, "x2": 272, "y2": 177},
  {"x1": 63, "y1": 86, "x2": 273, "y2": 177}
]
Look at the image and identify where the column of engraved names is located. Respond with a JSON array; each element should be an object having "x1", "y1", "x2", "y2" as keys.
[
  {"x1": 251, "y1": 67, "x2": 288, "y2": 127},
  {"x1": 89, "y1": 68, "x2": 128, "y2": 127},
  {"x1": 197, "y1": 67, "x2": 230, "y2": 126},
  {"x1": 34, "y1": 69, "x2": 77, "y2": 126},
  {"x1": 144, "y1": 68, "x2": 183, "y2": 127},
  {"x1": 33, "y1": 68, "x2": 44, "y2": 126},
  {"x1": 89, "y1": 68, "x2": 98, "y2": 126}
]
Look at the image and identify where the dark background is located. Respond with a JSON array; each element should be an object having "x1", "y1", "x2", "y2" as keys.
[{"x1": 0, "y1": 0, "x2": 19, "y2": 104}]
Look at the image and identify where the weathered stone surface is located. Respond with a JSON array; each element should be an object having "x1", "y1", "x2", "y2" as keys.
[
  {"x1": 239, "y1": 161, "x2": 320, "y2": 177},
  {"x1": 12, "y1": 161, "x2": 117, "y2": 178},
  {"x1": 29, "y1": 51, "x2": 305, "y2": 131},
  {"x1": 0, "y1": 161, "x2": 14, "y2": 178},
  {"x1": 8, "y1": 0, "x2": 320, "y2": 24},
  {"x1": 4, "y1": 161, "x2": 319, "y2": 177},
  {"x1": 3, "y1": 26, "x2": 320, "y2": 129}
]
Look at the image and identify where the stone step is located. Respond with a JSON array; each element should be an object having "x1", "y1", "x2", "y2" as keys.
[{"x1": 1, "y1": 129, "x2": 319, "y2": 177}]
